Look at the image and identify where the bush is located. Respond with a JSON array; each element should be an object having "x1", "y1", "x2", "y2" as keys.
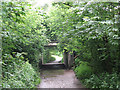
[
  {"x1": 84, "y1": 73, "x2": 120, "y2": 88},
  {"x1": 18, "y1": 62, "x2": 41, "y2": 87},
  {"x1": 43, "y1": 49, "x2": 56, "y2": 63},
  {"x1": 2, "y1": 54, "x2": 41, "y2": 88},
  {"x1": 74, "y1": 61, "x2": 93, "y2": 80},
  {"x1": 50, "y1": 56, "x2": 56, "y2": 62}
]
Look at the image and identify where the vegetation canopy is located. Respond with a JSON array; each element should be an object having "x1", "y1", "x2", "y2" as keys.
[{"x1": 1, "y1": 0, "x2": 120, "y2": 89}]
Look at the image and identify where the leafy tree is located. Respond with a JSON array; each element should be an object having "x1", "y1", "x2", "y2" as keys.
[
  {"x1": 2, "y1": 1, "x2": 48, "y2": 88},
  {"x1": 46, "y1": 1, "x2": 120, "y2": 88}
]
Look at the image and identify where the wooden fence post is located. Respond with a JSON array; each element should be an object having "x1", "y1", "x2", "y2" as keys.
[
  {"x1": 63, "y1": 49, "x2": 68, "y2": 68},
  {"x1": 68, "y1": 52, "x2": 74, "y2": 69}
]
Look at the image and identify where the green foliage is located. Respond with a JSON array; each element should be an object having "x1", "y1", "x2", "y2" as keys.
[
  {"x1": 50, "y1": 56, "x2": 56, "y2": 62},
  {"x1": 48, "y1": 1, "x2": 120, "y2": 72},
  {"x1": 84, "y1": 73, "x2": 120, "y2": 88},
  {"x1": 43, "y1": 48, "x2": 56, "y2": 63},
  {"x1": 74, "y1": 61, "x2": 93, "y2": 80},
  {"x1": 2, "y1": 0, "x2": 120, "y2": 89},
  {"x1": 2, "y1": 1, "x2": 48, "y2": 67},
  {"x1": 2, "y1": 1, "x2": 47, "y2": 88},
  {"x1": 2, "y1": 54, "x2": 40, "y2": 88},
  {"x1": 46, "y1": 1, "x2": 120, "y2": 88},
  {"x1": 50, "y1": 49, "x2": 63, "y2": 57}
]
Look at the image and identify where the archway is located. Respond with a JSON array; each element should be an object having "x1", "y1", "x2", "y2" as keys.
[{"x1": 41, "y1": 42, "x2": 74, "y2": 69}]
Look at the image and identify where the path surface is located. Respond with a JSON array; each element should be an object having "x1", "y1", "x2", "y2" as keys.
[
  {"x1": 51, "y1": 55, "x2": 62, "y2": 63},
  {"x1": 37, "y1": 69, "x2": 85, "y2": 88}
]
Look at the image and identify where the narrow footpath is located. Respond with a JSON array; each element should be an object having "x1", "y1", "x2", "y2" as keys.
[
  {"x1": 38, "y1": 55, "x2": 86, "y2": 89},
  {"x1": 37, "y1": 69, "x2": 85, "y2": 88}
]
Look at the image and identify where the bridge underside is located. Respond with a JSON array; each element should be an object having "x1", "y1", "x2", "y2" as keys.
[{"x1": 41, "y1": 63, "x2": 66, "y2": 69}]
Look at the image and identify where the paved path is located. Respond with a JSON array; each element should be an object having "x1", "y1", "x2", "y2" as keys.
[{"x1": 37, "y1": 69, "x2": 85, "y2": 88}]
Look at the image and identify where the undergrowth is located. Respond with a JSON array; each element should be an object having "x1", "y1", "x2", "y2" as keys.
[{"x1": 2, "y1": 54, "x2": 40, "y2": 88}]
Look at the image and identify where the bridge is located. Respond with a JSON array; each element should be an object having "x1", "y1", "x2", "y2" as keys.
[{"x1": 40, "y1": 42, "x2": 75, "y2": 69}]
